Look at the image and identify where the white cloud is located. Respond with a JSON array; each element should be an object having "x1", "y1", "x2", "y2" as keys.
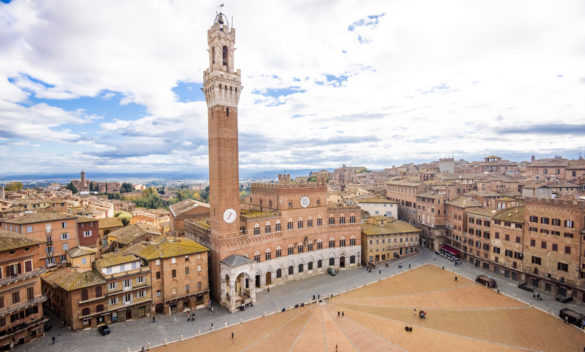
[{"x1": 0, "y1": 0, "x2": 585, "y2": 174}]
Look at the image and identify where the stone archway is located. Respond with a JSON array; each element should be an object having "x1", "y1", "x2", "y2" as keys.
[{"x1": 340, "y1": 256, "x2": 346, "y2": 268}]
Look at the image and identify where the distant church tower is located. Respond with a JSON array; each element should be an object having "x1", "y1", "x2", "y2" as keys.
[
  {"x1": 204, "y1": 13, "x2": 242, "y2": 239},
  {"x1": 80, "y1": 170, "x2": 86, "y2": 191}
]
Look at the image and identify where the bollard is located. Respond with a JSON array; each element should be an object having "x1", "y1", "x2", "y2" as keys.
[
  {"x1": 198, "y1": 329, "x2": 201, "y2": 336},
  {"x1": 240, "y1": 318, "x2": 242, "y2": 324},
  {"x1": 127, "y1": 348, "x2": 130, "y2": 352},
  {"x1": 164, "y1": 338, "x2": 168, "y2": 345},
  {"x1": 180, "y1": 334, "x2": 184, "y2": 341},
  {"x1": 225, "y1": 321, "x2": 227, "y2": 327},
  {"x1": 263, "y1": 311, "x2": 266, "y2": 317},
  {"x1": 148, "y1": 343, "x2": 151, "y2": 350}
]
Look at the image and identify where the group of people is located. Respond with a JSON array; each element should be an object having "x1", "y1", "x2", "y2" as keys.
[
  {"x1": 532, "y1": 293, "x2": 542, "y2": 301},
  {"x1": 186, "y1": 311, "x2": 196, "y2": 321},
  {"x1": 404, "y1": 326, "x2": 413, "y2": 332},
  {"x1": 414, "y1": 308, "x2": 427, "y2": 319},
  {"x1": 337, "y1": 311, "x2": 345, "y2": 318}
]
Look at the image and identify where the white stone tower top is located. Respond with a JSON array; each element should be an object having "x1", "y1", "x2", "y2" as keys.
[{"x1": 203, "y1": 12, "x2": 242, "y2": 108}]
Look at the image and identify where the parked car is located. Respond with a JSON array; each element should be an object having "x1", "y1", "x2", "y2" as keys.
[
  {"x1": 98, "y1": 325, "x2": 111, "y2": 336},
  {"x1": 454, "y1": 260, "x2": 462, "y2": 266},
  {"x1": 555, "y1": 294, "x2": 573, "y2": 303},
  {"x1": 475, "y1": 275, "x2": 497, "y2": 288},
  {"x1": 327, "y1": 267, "x2": 337, "y2": 276},
  {"x1": 559, "y1": 308, "x2": 584, "y2": 327}
]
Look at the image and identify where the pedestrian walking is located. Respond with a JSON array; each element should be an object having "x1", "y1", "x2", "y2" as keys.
[
  {"x1": 454, "y1": 276, "x2": 458, "y2": 281},
  {"x1": 153, "y1": 316, "x2": 156, "y2": 323},
  {"x1": 52, "y1": 336, "x2": 55, "y2": 344},
  {"x1": 141, "y1": 346, "x2": 145, "y2": 352},
  {"x1": 232, "y1": 332, "x2": 234, "y2": 341},
  {"x1": 379, "y1": 269, "x2": 381, "y2": 274},
  {"x1": 212, "y1": 322, "x2": 214, "y2": 330},
  {"x1": 409, "y1": 264, "x2": 411, "y2": 269},
  {"x1": 342, "y1": 311, "x2": 344, "y2": 317},
  {"x1": 267, "y1": 287, "x2": 270, "y2": 293},
  {"x1": 337, "y1": 311, "x2": 340, "y2": 317}
]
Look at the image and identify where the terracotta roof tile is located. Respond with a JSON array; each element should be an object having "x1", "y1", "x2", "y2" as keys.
[
  {"x1": 0, "y1": 230, "x2": 42, "y2": 251},
  {"x1": 43, "y1": 268, "x2": 105, "y2": 291}
]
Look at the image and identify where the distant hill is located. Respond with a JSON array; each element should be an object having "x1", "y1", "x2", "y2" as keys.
[{"x1": 0, "y1": 168, "x2": 333, "y2": 185}]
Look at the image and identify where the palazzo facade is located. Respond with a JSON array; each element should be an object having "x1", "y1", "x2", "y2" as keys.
[{"x1": 186, "y1": 13, "x2": 361, "y2": 313}]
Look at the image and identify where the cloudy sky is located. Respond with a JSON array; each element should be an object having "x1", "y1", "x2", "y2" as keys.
[{"x1": 1, "y1": 0, "x2": 585, "y2": 176}]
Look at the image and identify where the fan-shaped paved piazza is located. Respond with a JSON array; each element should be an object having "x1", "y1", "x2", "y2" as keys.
[{"x1": 155, "y1": 265, "x2": 585, "y2": 352}]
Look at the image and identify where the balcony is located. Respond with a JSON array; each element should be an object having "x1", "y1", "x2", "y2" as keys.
[
  {"x1": 0, "y1": 295, "x2": 46, "y2": 317},
  {"x1": 0, "y1": 316, "x2": 46, "y2": 339},
  {"x1": 0, "y1": 268, "x2": 45, "y2": 287}
]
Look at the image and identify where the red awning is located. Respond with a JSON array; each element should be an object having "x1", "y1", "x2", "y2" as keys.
[{"x1": 441, "y1": 244, "x2": 461, "y2": 256}]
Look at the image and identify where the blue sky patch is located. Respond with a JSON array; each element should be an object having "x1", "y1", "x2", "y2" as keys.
[
  {"x1": 252, "y1": 86, "x2": 306, "y2": 98},
  {"x1": 172, "y1": 81, "x2": 205, "y2": 102},
  {"x1": 348, "y1": 13, "x2": 386, "y2": 32},
  {"x1": 26, "y1": 90, "x2": 147, "y2": 122},
  {"x1": 325, "y1": 74, "x2": 348, "y2": 87}
]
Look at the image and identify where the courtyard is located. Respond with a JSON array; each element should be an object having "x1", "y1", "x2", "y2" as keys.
[{"x1": 154, "y1": 264, "x2": 585, "y2": 352}]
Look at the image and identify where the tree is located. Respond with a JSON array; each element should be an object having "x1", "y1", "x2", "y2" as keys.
[
  {"x1": 115, "y1": 211, "x2": 132, "y2": 226},
  {"x1": 178, "y1": 189, "x2": 192, "y2": 201},
  {"x1": 66, "y1": 182, "x2": 78, "y2": 194},
  {"x1": 142, "y1": 187, "x2": 158, "y2": 198},
  {"x1": 199, "y1": 186, "x2": 210, "y2": 203},
  {"x1": 4, "y1": 182, "x2": 23, "y2": 191},
  {"x1": 120, "y1": 183, "x2": 134, "y2": 193}
]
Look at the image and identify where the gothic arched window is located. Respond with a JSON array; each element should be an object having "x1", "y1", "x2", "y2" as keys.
[
  {"x1": 222, "y1": 45, "x2": 228, "y2": 66},
  {"x1": 212, "y1": 47, "x2": 215, "y2": 64}
]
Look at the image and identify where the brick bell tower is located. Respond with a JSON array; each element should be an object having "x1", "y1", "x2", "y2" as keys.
[{"x1": 203, "y1": 12, "x2": 242, "y2": 240}]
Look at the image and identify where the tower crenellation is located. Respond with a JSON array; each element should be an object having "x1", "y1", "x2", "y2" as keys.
[{"x1": 203, "y1": 13, "x2": 242, "y2": 108}]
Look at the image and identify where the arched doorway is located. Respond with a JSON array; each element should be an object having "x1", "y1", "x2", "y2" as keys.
[
  {"x1": 255, "y1": 274, "x2": 261, "y2": 288},
  {"x1": 340, "y1": 256, "x2": 345, "y2": 268},
  {"x1": 266, "y1": 272, "x2": 272, "y2": 286},
  {"x1": 235, "y1": 272, "x2": 252, "y2": 303}
]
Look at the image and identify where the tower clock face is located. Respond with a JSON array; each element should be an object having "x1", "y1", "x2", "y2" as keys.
[
  {"x1": 223, "y1": 208, "x2": 237, "y2": 223},
  {"x1": 300, "y1": 196, "x2": 310, "y2": 208}
]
